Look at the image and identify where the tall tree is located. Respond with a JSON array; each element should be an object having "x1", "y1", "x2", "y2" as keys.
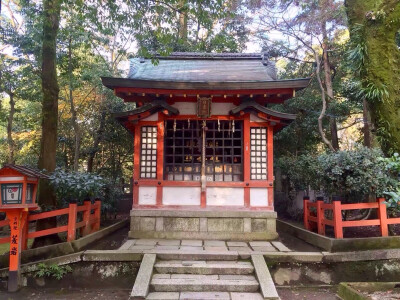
[
  {"x1": 254, "y1": 0, "x2": 346, "y2": 150},
  {"x1": 345, "y1": 0, "x2": 400, "y2": 154},
  {"x1": 34, "y1": 0, "x2": 62, "y2": 246}
]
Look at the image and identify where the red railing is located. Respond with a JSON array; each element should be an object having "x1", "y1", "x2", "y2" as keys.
[
  {"x1": 303, "y1": 197, "x2": 398, "y2": 238},
  {"x1": 0, "y1": 200, "x2": 101, "y2": 249}
]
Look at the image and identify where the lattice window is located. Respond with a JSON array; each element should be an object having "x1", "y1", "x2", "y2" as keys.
[
  {"x1": 164, "y1": 120, "x2": 243, "y2": 181},
  {"x1": 140, "y1": 126, "x2": 157, "y2": 179},
  {"x1": 205, "y1": 120, "x2": 243, "y2": 182},
  {"x1": 250, "y1": 128, "x2": 267, "y2": 180}
]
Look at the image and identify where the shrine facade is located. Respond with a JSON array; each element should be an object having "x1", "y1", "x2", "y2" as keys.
[{"x1": 102, "y1": 52, "x2": 309, "y2": 240}]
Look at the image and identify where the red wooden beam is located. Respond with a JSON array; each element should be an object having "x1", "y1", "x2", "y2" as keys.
[
  {"x1": 27, "y1": 225, "x2": 68, "y2": 239},
  {"x1": 28, "y1": 208, "x2": 69, "y2": 221},
  {"x1": 115, "y1": 87, "x2": 295, "y2": 97}
]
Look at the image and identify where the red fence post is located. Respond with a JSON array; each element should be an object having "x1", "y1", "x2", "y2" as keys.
[
  {"x1": 67, "y1": 201, "x2": 77, "y2": 242},
  {"x1": 81, "y1": 200, "x2": 91, "y2": 236},
  {"x1": 317, "y1": 200, "x2": 324, "y2": 235},
  {"x1": 378, "y1": 197, "x2": 388, "y2": 237},
  {"x1": 303, "y1": 196, "x2": 310, "y2": 230},
  {"x1": 333, "y1": 200, "x2": 343, "y2": 239},
  {"x1": 93, "y1": 199, "x2": 101, "y2": 233}
]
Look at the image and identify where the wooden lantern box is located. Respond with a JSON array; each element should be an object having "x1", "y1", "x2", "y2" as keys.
[
  {"x1": 102, "y1": 52, "x2": 309, "y2": 240},
  {"x1": 0, "y1": 165, "x2": 47, "y2": 210}
]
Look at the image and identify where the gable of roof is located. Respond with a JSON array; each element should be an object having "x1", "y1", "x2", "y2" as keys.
[{"x1": 1, "y1": 164, "x2": 49, "y2": 179}]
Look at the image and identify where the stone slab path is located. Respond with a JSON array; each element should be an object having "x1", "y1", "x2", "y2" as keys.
[{"x1": 120, "y1": 239, "x2": 292, "y2": 255}]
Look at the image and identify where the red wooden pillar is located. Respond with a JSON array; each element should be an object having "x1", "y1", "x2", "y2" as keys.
[
  {"x1": 133, "y1": 125, "x2": 141, "y2": 207},
  {"x1": 378, "y1": 197, "x2": 388, "y2": 237},
  {"x1": 316, "y1": 200, "x2": 323, "y2": 235},
  {"x1": 267, "y1": 126, "x2": 274, "y2": 207},
  {"x1": 303, "y1": 196, "x2": 310, "y2": 230},
  {"x1": 6, "y1": 209, "x2": 26, "y2": 292},
  {"x1": 93, "y1": 199, "x2": 101, "y2": 232},
  {"x1": 81, "y1": 200, "x2": 91, "y2": 236},
  {"x1": 333, "y1": 200, "x2": 343, "y2": 238},
  {"x1": 67, "y1": 202, "x2": 77, "y2": 242},
  {"x1": 156, "y1": 114, "x2": 164, "y2": 206},
  {"x1": 243, "y1": 117, "x2": 250, "y2": 208}
]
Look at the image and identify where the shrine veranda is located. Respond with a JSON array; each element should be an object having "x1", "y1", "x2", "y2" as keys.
[{"x1": 102, "y1": 52, "x2": 309, "y2": 240}]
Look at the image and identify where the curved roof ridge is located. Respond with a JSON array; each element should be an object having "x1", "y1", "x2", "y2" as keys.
[{"x1": 152, "y1": 52, "x2": 263, "y2": 60}]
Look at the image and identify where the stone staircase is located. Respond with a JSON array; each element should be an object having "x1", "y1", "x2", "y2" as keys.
[{"x1": 130, "y1": 254, "x2": 280, "y2": 300}]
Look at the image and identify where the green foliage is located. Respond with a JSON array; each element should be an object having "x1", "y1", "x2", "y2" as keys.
[
  {"x1": 383, "y1": 187, "x2": 400, "y2": 210},
  {"x1": 35, "y1": 263, "x2": 72, "y2": 280},
  {"x1": 379, "y1": 153, "x2": 400, "y2": 211},
  {"x1": 279, "y1": 147, "x2": 398, "y2": 202},
  {"x1": 49, "y1": 168, "x2": 122, "y2": 214},
  {"x1": 380, "y1": 152, "x2": 400, "y2": 174},
  {"x1": 347, "y1": 24, "x2": 368, "y2": 75},
  {"x1": 50, "y1": 168, "x2": 105, "y2": 203}
]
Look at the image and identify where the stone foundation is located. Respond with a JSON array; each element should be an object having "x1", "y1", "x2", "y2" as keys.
[{"x1": 129, "y1": 209, "x2": 278, "y2": 240}]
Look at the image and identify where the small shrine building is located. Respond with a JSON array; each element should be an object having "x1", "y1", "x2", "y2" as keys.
[{"x1": 102, "y1": 52, "x2": 309, "y2": 240}]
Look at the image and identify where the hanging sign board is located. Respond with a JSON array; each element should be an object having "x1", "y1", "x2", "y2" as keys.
[{"x1": 197, "y1": 96, "x2": 211, "y2": 118}]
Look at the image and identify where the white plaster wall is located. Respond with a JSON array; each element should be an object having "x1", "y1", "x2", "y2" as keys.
[
  {"x1": 172, "y1": 102, "x2": 196, "y2": 114},
  {"x1": 163, "y1": 187, "x2": 201, "y2": 205},
  {"x1": 250, "y1": 114, "x2": 265, "y2": 123},
  {"x1": 171, "y1": 102, "x2": 236, "y2": 116},
  {"x1": 207, "y1": 187, "x2": 244, "y2": 206},
  {"x1": 0, "y1": 176, "x2": 24, "y2": 181},
  {"x1": 138, "y1": 186, "x2": 157, "y2": 205},
  {"x1": 250, "y1": 188, "x2": 268, "y2": 206},
  {"x1": 211, "y1": 102, "x2": 236, "y2": 115},
  {"x1": 142, "y1": 114, "x2": 158, "y2": 121}
]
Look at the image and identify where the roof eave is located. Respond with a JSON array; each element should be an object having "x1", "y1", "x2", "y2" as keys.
[{"x1": 101, "y1": 77, "x2": 311, "y2": 92}]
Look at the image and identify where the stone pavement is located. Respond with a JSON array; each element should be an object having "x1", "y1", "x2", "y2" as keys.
[{"x1": 119, "y1": 239, "x2": 291, "y2": 254}]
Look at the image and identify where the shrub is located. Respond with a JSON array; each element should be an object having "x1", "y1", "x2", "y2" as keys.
[
  {"x1": 50, "y1": 168, "x2": 104, "y2": 205},
  {"x1": 278, "y1": 147, "x2": 398, "y2": 203},
  {"x1": 49, "y1": 168, "x2": 123, "y2": 215}
]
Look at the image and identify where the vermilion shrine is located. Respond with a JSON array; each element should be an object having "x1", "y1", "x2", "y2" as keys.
[{"x1": 102, "y1": 52, "x2": 309, "y2": 240}]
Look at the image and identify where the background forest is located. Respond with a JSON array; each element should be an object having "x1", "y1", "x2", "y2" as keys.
[{"x1": 1, "y1": 0, "x2": 400, "y2": 222}]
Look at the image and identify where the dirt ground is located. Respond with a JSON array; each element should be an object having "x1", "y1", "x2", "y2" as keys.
[
  {"x1": 277, "y1": 286, "x2": 339, "y2": 300},
  {"x1": 0, "y1": 286, "x2": 339, "y2": 300}
]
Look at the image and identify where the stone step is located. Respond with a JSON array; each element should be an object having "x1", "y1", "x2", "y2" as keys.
[
  {"x1": 150, "y1": 274, "x2": 259, "y2": 293},
  {"x1": 145, "y1": 292, "x2": 265, "y2": 300},
  {"x1": 154, "y1": 260, "x2": 254, "y2": 275},
  {"x1": 155, "y1": 250, "x2": 238, "y2": 261}
]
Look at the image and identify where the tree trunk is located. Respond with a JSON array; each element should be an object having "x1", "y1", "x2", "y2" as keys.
[
  {"x1": 33, "y1": 0, "x2": 62, "y2": 248},
  {"x1": 315, "y1": 50, "x2": 335, "y2": 151},
  {"x1": 87, "y1": 95, "x2": 106, "y2": 172},
  {"x1": 68, "y1": 36, "x2": 80, "y2": 171},
  {"x1": 178, "y1": 0, "x2": 188, "y2": 41},
  {"x1": 321, "y1": 12, "x2": 340, "y2": 151},
  {"x1": 363, "y1": 98, "x2": 373, "y2": 147},
  {"x1": 346, "y1": 0, "x2": 400, "y2": 154},
  {"x1": 7, "y1": 92, "x2": 16, "y2": 164}
]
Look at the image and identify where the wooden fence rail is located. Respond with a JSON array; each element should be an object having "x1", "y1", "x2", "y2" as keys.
[
  {"x1": 0, "y1": 200, "x2": 101, "y2": 250},
  {"x1": 303, "y1": 197, "x2": 396, "y2": 238}
]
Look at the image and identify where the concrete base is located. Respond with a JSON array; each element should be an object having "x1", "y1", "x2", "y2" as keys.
[{"x1": 129, "y1": 209, "x2": 278, "y2": 241}]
